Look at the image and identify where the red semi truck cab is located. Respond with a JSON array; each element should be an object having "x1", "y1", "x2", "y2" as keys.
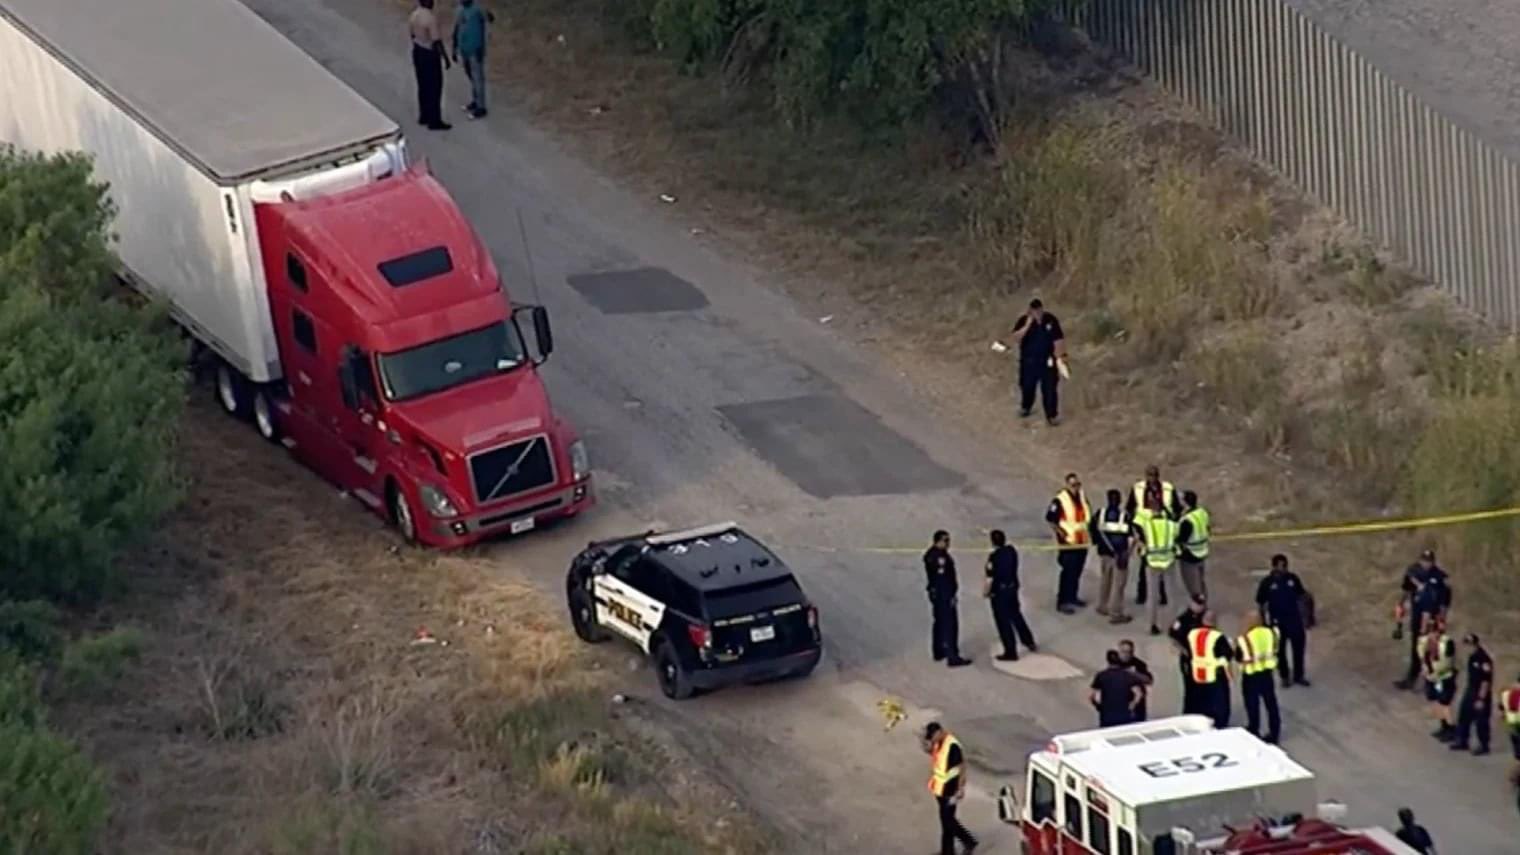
[
  {"x1": 1003, "y1": 715, "x2": 1419, "y2": 855},
  {"x1": 253, "y1": 165, "x2": 593, "y2": 546}
]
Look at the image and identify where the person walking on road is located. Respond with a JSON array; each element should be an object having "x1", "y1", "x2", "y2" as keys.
[
  {"x1": 1091, "y1": 489, "x2": 1134, "y2": 624},
  {"x1": 1091, "y1": 650, "x2": 1146, "y2": 727},
  {"x1": 922, "y1": 722, "x2": 978, "y2": 855},
  {"x1": 1010, "y1": 298, "x2": 1067, "y2": 425},
  {"x1": 451, "y1": 0, "x2": 494, "y2": 119},
  {"x1": 1118, "y1": 639, "x2": 1153, "y2": 721},
  {"x1": 1176, "y1": 491, "x2": 1211, "y2": 601},
  {"x1": 1127, "y1": 465, "x2": 1181, "y2": 607},
  {"x1": 408, "y1": 0, "x2": 452, "y2": 130},
  {"x1": 1187, "y1": 608, "x2": 1235, "y2": 729},
  {"x1": 1045, "y1": 473, "x2": 1091, "y2": 614},
  {"x1": 1396, "y1": 549, "x2": 1452, "y2": 690},
  {"x1": 1419, "y1": 615, "x2": 1458, "y2": 741},
  {"x1": 1236, "y1": 611, "x2": 1282, "y2": 744},
  {"x1": 1393, "y1": 808, "x2": 1436, "y2": 855},
  {"x1": 1136, "y1": 507, "x2": 1181, "y2": 635},
  {"x1": 1449, "y1": 633, "x2": 1494, "y2": 755},
  {"x1": 1255, "y1": 554, "x2": 1311, "y2": 687},
  {"x1": 983, "y1": 530, "x2": 1037, "y2": 661},
  {"x1": 1169, "y1": 596, "x2": 1208, "y2": 715},
  {"x1": 1502, "y1": 673, "x2": 1520, "y2": 761},
  {"x1": 925, "y1": 531, "x2": 972, "y2": 668}
]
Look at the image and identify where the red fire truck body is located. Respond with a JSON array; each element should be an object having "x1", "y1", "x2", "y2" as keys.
[{"x1": 1007, "y1": 716, "x2": 1419, "y2": 855}]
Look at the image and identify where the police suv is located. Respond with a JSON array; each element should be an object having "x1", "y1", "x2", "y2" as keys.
[{"x1": 564, "y1": 522, "x2": 823, "y2": 699}]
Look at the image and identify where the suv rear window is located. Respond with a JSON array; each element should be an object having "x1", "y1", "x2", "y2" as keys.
[{"x1": 702, "y1": 576, "x2": 805, "y2": 621}]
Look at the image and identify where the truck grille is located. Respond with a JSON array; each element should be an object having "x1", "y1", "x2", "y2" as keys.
[{"x1": 469, "y1": 435, "x2": 555, "y2": 504}]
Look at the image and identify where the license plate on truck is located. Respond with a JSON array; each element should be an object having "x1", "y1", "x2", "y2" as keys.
[
  {"x1": 750, "y1": 625, "x2": 775, "y2": 642},
  {"x1": 510, "y1": 517, "x2": 535, "y2": 534}
]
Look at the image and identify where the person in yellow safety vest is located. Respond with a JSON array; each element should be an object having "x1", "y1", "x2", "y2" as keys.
[
  {"x1": 1177, "y1": 491, "x2": 1210, "y2": 601},
  {"x1": 1044, "y1": 472, "x2": 1092, "y2": 615},
  {"x1": 1126, "y1": 464, "x2": 1182, "y2": 608},
  {"x1": 1236, "y1": 611, "x2": 1282, "y2": 744},
  {"x1": 1501, "y1": 676, "x2": 1520, "y2": 762},
  {"x1": 1134, "y1": 510, "x2": 1180, "y2": 636},
  {"x1": 1187, "y1": 610, "x2": 1235, "y2": 729},
  {"x1": 922, "y1": 721, "x2": 977, "y2": 855},
  {"x1": 1418, "y1": 614, "x2": 1458, "y2": 741}
]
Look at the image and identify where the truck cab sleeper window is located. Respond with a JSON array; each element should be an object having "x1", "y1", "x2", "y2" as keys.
[
  {"x1": 292, "y1": 310, "x2": 317, "y2": 354},
  {"x1": 377, "y1": 246, "x2": 452, "y2": 288},
  {"x1": 286, "y1": 253, "x2": 308, "y2": 292}
]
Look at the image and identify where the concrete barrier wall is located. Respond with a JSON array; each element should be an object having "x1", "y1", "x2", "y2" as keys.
[{"x1": 1065, "y1": 0, "x2": 1520, "y2": 329}]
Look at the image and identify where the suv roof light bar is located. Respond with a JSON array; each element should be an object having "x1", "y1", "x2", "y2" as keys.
[{"x1": 645, "y1": 521, "x2": 739, "y2": 546}]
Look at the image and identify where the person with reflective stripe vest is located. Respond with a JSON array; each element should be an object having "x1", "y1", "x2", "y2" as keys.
[
  {"x1": 1044, "y1": 472, "x2": 1092, "y2": 615},
  {"x1": 1126, "y1": 464, "x2": 1182, "y2": 608},
  {"x1": 1418, "y1": 614, "x2": 1458, "y2": 741},
  {"x1": 1090, "y1": 489, "x2": 1134, "y2": 624},
  {"x1": 1501, "y1": 677, "x2": 1520, "y2": 761},
  {"x1": 1187, "y1": 609, "x2": 1235, "y2": 729},
  {"x1": 1236, "y1": 611, "x2": 1282, "y2": 743},
  {"x1": 1135, "y1": 510, "x2": 1180, "y2": 636},
  {"x1": 1177, "y1": 490, "x2": 1211, "y2": 601},
  {"x1": 922, "y1": 722, "x2": 977, "y2": 855}
]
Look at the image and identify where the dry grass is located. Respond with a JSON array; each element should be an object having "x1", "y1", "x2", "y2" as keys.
[{"x1": 50, "y1": 397, "x2": 773, "y2": 855}]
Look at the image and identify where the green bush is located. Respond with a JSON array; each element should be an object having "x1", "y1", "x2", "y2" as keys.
[
  {"x1": 0, "y1": 660, "x2": 108, "y2": 855},
  {"x1": 0, "y1": 146, "x2": 186, "y2": 603},
  {"x1": 0, "y1": 599, "x2": 64, "y2": 661},
  {"x1": 59, "y1": 627, "x2": 145, "y2": 693}
]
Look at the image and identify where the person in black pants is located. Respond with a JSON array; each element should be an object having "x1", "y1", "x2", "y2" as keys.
[
  {"x1": 922, "y1": 722, "x2": 978, "y2": 855},
  {"x1": 983, "y1": 530, "x2": 1037, "y2": 661},
  {"x1": 408, "y1": 0, "x2": 452, "y2": 131},
  {"x1": 1396, "y1": 549, "x2": 1452, "y2": 690},
  {"x1": 1169, "y1": 597, "x2": 1207, "y2": 715},
  {"x1": 1255, "y1": 554, "x2": 1311, "y2": 687},
  {"x1": 1450, "y1": 633, "x2": 1494, "y2": 755},
  {"x1": 924, "y1": 531, "x2": 972, "y2": 668},
  {"x1": 1009, "y1": 298, "x2": 1066, "y2": 426},
  {"x1": 1117, "y1": 640, "x2": 1153, "y2": 721}
]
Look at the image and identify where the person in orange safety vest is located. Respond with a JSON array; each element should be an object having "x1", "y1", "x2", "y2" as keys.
[
  {"x1": 923, "y1": 721, "x2": 977, "y2": 855},
  {"x1": 1045, "y1": 472, "x2": 1092, "y2": 616}
]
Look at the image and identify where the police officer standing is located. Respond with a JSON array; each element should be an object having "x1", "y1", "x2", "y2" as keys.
[
  {"x1": 1186, "y1": 609, "x2": 1235, "y2": 729},
  {"x1": 1176, "y1": 491, "x2": 1211, "y2": 602},
  {"x1": 984, "y1": 530, "x2": 1037, "y2": 661},
  {"x1": 1045, "y1": 473, "x2": 1092, "y2": 615},
  {"x1": 1255, "y1": 554, "x2": 1311, "y2": 688},
  {"x1": 1396, "y1": 549, "x2": 1452, "y2": 690},
  {"x1": 1169, "y1": 596, "x2": 1208, "y2": 715},
  {"x1": 924, "y1": 531, "x2": 972, "y2": 668},
  {"x1": 1450, "y1": 633, "x2": 1494, "y2": 755},
  {"x1": 1236, "y1": 611, "x2": 1282, "y2": 743}
]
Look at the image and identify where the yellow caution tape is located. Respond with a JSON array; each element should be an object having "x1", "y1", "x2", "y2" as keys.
[
  {"x1": 790, "y1": 505, "x2": 1520, "y2": 556},
  {"x1": 877, "y1": 697, "x2": 908, "y2": 731}
]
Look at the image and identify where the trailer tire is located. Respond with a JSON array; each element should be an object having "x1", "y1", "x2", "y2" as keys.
[
  {"x1": 252, "y1": 387, "x2": 281, "y2": 443},
  {"x1": 214, "y1": 361, "x2": 250, "y2": 419},
  {"x1": 388, "y1": 481, "x2": 418, "y2": 544}
]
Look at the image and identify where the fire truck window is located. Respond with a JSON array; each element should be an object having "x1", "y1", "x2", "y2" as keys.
[
  {"x1": 1063, "y1": 793, "x2": 1082, "y2": 839},
  {"x1": 1086, "y1": 806, "x2": 1111, "y2": 854},
  {"x1": 292, "y1": 310, "x2": 317, "y2": 354},
  {"x1": 1030, "y1": 771, "x2": 1056, "y2": 824},
  {"x1": 1117, "y1": 828, "x2": 1133, "y2": 855}
]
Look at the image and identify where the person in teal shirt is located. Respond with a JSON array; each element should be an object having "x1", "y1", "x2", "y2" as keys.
[{"x1": 452, "y1": 0, "x2": 493, "y2": 118}]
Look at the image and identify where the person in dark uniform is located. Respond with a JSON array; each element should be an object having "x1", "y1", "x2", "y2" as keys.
[
  {"x1": 1010, "y1": 298, "x2": 1067, "y2": 425},
  {"x1": 1394, "y1": 808, "x2": 1436, "y2": 855},
  {"x1": 1091, "y1": 650, "x2": 1146, "y2": 727},
  {"x1": 924, "y1": 531, "x2": 972, "y2": 668},
  {"x1": 1117, "y1": 639, "x2": 1153, "y2": 721},
  {"x1": 1450, "y1": 633, "x2": 1494, "y2": 755},
  {"x1": 1255, "y1": 554, "x2": 1312, "y2": 687},
  {"x1": 1396, "y1": 549, "x2": 1452, "y2": 690},
  {"x1": 1169, "y1": 596, "x2": 1208, "y2": 715},
  {"x1": 983, "y1": 530, "x2": 1037, "y2": 661}
]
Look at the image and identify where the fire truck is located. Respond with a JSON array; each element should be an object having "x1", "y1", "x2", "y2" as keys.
[{"x1": 1001, "y1": 715, "x2": 1420, "y2": 854}]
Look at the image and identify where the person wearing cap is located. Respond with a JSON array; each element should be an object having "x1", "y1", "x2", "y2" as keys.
[
  {"x1": 922, "y1": 722, "x2": 978, "y2": 855},
  {"x1": 1126, "y1": 465, "x2": 1182, "y2": 607},
  {"x1": 1396, "y1": 549, "x2": 1452, "y2": 690},
  {"x1": 1010, "y1": 298, "x2": 1067, "y2": 426},
  {"x1": 924, "y1": 531, "x2": 972, "y2": 668},
  {"x1": 1044, "y1": 472, "x2": 1092, "y2": 615},
  {"x1": 1449, "y1": 633, "x2": 1494, "y2": 755},
  {"x1": 1419, "y1": 614, "x2": 1459, "y2": 742}
]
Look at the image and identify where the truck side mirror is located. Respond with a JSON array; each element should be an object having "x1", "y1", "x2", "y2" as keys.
[
  {"x1": 997, "y1": 785, "x2": 1021, "y2": 824},
  {"x1": 531, "y1": 305, "x2": 553, "y2": 360}
]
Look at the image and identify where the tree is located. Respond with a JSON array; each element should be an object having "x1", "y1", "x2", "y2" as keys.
[
  {"x1": 0, "y1": 658, "x2": 108, "y2": 855},
  {"x1": 0, "y1": 146, "x2": 186, "y2": 603}
]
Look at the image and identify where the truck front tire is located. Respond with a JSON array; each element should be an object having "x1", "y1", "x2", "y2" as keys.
[
  {"x1": 214, "y1": 361, "x2": 250, "y2": 418},
  {"x1": 388, "y1": 482, "x2": 418, "y2": 544},
  {"x1": 252, "y1": 387, "x2": 281, "y2": 443}
]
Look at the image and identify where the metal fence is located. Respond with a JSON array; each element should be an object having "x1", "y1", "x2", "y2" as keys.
[{"x1": 1061, "y1": 0, "x2": 1520, "y2": 330}]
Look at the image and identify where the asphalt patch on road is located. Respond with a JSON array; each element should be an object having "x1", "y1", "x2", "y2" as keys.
[
  {"x1": 717, "y1": 394, "x2": 961, "y2": 498},
  {"x1": 566, "y1": 266, "x2": 709, "y2": 314}
]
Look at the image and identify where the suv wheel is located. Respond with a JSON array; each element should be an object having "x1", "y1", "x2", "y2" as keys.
[
  {"x1": 654, "y1": 641, "x2": 693, "y2": 700},
  {"x1": 568, "y1": 587, "x2": 608, "y2": 643}
]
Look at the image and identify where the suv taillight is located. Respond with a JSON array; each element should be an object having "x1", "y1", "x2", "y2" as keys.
[
  {"x1": 687, "y1": 623, "x2": 711, "y2": 649},
  {"x1": 807, "y1": 606, "x2": 818, "y2": 630}
]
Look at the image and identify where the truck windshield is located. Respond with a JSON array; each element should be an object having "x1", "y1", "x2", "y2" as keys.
[{"x1": 378, "y1": 321, "x2": 525, "y2": 401}]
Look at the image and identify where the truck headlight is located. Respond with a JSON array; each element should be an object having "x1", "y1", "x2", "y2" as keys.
[
  {"x1": 418, "y1": 483, "x2": 459, "y2": 518},
  {"x1": 569, "y1": 440, "x2": 590, "y2": 481}
]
